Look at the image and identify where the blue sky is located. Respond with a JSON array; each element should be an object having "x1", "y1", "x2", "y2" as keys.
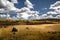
[
  {"x1": 0, "y1": 0, "x2": 60, "y2": 20},
  {"x1": 13, "y1": 0, "x2": 59, "y2": 15}
]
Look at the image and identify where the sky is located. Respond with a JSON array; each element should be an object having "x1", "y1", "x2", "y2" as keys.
[
  {"x1": 14, "y1": 0, "x2": 59, "y2": 14},
  {"x1": 0, "y1": 0, "x2": 60, "y2": 20}
]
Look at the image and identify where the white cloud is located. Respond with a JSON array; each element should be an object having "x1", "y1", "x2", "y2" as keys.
[
  {"x1": 44, "y1": 8, "x2": 47, "y2": 10},
  {"x1": 50, "y1": 1, "x2": 60, "y2": 10},
  {"x1": 0, "y1": 14, "x2": 10, "y2": 19},
  {"x1": 16, "y1": 10, "x2": 40, "y2": 20},
  {"x1": 6, "y1": 1, "x2": 17, "y2": 11},
  {"x1": 9, "y1": 16, "x2": 19, "y2": 20},
  {"x1": 42, "y1": 8, "x2": 47, "y2": 11},
  {"x1": 49, "y1": 1, "x2": 60, "y2": 15},
  {"x1": 0, "y1": 14, "x2": 6, "y2": 17},
  {"x1": 0, "y1": 0, "x2": 60, "y2": 20},
  {"x1": 41, "y1": 14, "x2": 55, "y2": 19},
  {"x1": 16, "y1": 0, "x2": 40, "y2": 20},
  {"x1": 0, "y1": 8, "x2": 5, "y2": 13},
  {"x1": 11, "y1": 0, "x2": 18, "y2": 4},
  {"x1": 0, "y1": 0, "x2": 40, "y2": 20},
  {"x1": 41, "y1": 1, "x2": 60, "y2": 19},
  {"x1": 25, "y1": 0, "x2": 33, "y2": 9},
  {"x1": 17, "y1": 12, "x2": 31, "y2": 19},
  {"x1": 0, "y1": 0, "x2": 17, "y2": 11},
  {"x1": 55, "y1": 15, "x2": 60, "y2": 19},
  {"x1": 55, "y1": 9, "x2": 60, "y2": 14},
  {"x1": 49, "y1": 1, "x2": 60, "y2": 19},
  {"x1": 47, "y1": 11, "x2": 58, "y2": 15},
  {"x1": 0, "y1": 0, "x2": 7, "y2": 7}
]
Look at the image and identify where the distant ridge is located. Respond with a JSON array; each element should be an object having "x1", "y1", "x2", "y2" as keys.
[{"x1": 0, "y1": 19, "x2": 60, "y2": 25}]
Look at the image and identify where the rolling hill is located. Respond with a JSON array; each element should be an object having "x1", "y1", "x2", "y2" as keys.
[{"x1": 0, "y1": 19, "x2": 60, "y2": 40}]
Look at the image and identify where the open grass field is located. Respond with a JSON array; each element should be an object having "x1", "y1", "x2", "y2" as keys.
[
  {"x1": 0, "y1": 24, "x2": 60, "y2": 40},
  {"x1": 0, "y1": 19, "x2": 60, "y2": 40}
]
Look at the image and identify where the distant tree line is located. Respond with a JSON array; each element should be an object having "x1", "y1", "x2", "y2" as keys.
[{"x1": 0, "y1": 19, "x2": 60, "y2": 25}]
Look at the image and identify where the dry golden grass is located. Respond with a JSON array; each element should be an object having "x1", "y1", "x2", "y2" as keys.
[
  {"x1": 0, "y1": 24, "x2": 60, "y2": 40},
  {"x1": 0, "y1": 19, "x2": 60, "y2": 40}
]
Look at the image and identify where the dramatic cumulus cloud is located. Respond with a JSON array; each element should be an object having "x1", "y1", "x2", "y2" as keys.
[
  {"x1": 25, "y1": 0, "x2": 34, "y2": 9},
  {"x1": 49, "y1": 1, "x2": 60, "y2": 14},
  {"x1": 0, "y1": 0, "x2": 17, "y2": 12},
  {"x1": 16, "y1": 0, "x2": 40, "y2": 20},
  {"x1": 49, "y1": 1, "x2": 60, "y2": 10},
  {"x1": 55, "y1": 15, "x2": 60, "y2": 19},
  {"x1": 11, "y1": 0, "x2": 18, "y2": 3},
  {"x1": 41, "y1": 14, "x2": 55, "y2": 19},
  {"x1": 0, "y1": 0, "x2": 40, "y2": 20},
  {"x1": 16, "y1": 8, "x2": 40, "y2": 20},
  {"x1": 0, "y1": 0, "x2": 7, "y2": 7},
  {"x1": 41, "y1": 1, "x2": 60, "y2": 19},
  {"x1": 1, "y1": 0, "x2": 60, "y2": 20},
  {"x1": 0, "y1": 8, "x2": 5, "y2": 13},
  {"x1": 0, "y1": 14, "x2": 10, "y2": 19}
]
